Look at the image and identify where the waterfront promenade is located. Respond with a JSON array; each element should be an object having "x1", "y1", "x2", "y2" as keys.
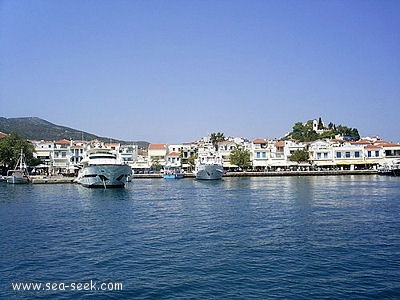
[
  {"x1": 132, "y1": 169, "x2": 378, "y2": 179},
  {"x1": 28, "y1": 169, "x2": 378, "y2": 183}
]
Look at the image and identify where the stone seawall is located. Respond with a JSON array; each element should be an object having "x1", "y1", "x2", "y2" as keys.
[
  {"x1": 28, "y1": 170, "x2": 378, "y2": 183},
  {"x1": 133, "y1": 169, "x2": 378, "y2": 179}
]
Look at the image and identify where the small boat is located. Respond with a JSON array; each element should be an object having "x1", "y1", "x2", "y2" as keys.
[
  {"x1": 163, "y1": 173, "x2": 184, "y2": 179},
  {"x1": 7, "y1": 149, "x2": 30, "y2": 184},
  {"x1": 378, "y1": 160, "x2": 400, "y2": 176},
  {"x1": 163, "y1": 168, "x2": 184, "y2": 179},
  {"x1": 193, "y1": 152, "x2": 224, "y2": 180},
  {"x1": 76, "y1": 149, "x2": 132, "y2": 188}
]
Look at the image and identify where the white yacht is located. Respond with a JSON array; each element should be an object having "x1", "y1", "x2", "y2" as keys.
[
  {"x1": 193, "y1": 152, "x2": 224, "y2": 180},
  {"x1": 76, "y1": 150, "x2": 132, "y2": 188}
]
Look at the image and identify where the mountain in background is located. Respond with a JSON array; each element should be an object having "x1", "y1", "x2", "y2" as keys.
[{"x1": 0, "y1": 117, "x2": 149, "y2": 148}]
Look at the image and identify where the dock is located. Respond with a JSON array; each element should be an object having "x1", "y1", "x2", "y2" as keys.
[
  {"x1": 225, "y1": 169, "x2": 379, "y2": 177},
  {"x1": 27, "y1": 170, "x2": 379, "y2": 183},
  {"x1": 133, "y1": 169, "x2": 378, "y2": 179},
  {"x1": 31, "y1": 176, "x2": 77, "y2": 184}
]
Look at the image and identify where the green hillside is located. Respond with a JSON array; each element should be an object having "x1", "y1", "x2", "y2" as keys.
[{"x1": 0, "y1": 117, "x2": 149, "y2": 148}]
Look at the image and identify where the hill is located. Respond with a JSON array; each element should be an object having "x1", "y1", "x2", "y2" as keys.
[
  {"x1": 0, "y1": 117, "x2": 149, "y2": 148},
  {"x1": 284, "y1": 118, "x2": 360, "y2": 142}
]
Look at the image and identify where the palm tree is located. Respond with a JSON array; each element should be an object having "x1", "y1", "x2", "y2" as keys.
[{"x1": 210, "y1": 132, "x2": 225, "y2": 151}]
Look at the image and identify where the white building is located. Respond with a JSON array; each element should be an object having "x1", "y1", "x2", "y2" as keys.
[{"x1": 148, "y1": 144, "x2": 167, "y2": 169}]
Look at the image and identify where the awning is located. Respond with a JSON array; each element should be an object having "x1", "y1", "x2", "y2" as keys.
[{"x1": 335, "y1": 160, "x2": 368, "y2": 165}]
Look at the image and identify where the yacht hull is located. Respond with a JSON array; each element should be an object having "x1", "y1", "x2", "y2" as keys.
[
  {"x1": 78, "y1": 164, "x2": 132, "y2": 188},
  {"x1": 194, "y1": 164, "x2": 224, "y2": 180}
]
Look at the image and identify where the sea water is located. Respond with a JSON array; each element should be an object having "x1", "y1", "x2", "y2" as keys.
[{"x1": 1, "y1": 175, "x2": 400, "y2": 299}]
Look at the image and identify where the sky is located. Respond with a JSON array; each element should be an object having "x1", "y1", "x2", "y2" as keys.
[{"x1": 1, "y1": 0, "x2": 399, "y2": 143}]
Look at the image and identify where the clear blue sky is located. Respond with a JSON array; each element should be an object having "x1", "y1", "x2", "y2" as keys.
[{"x1": 1, "y1": 0, "x2": 399, "y2": 143}]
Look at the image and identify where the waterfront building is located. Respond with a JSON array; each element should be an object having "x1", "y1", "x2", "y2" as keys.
[
  {"x1": 364, "y1": 144, "x2": 383, "y2": 169},
  {"x1": 70, "y1": 140, "x2": 86, "y2": 166},
  {"x1": 251, "y1": 139, "x2": 269, "y2": 170},
  {"x1": 378, "y1": 141, "x2": 400, "y2": 160},
  {"x1": 32, "y1": 140, "x2": 54, "y2": 165},
  {"x1": 52, "y1": 139, "x2": 72, "y2": 174},
  {"x1": 309, "y1": 140, "x2": 335, "y2": 169},
  {"x1": 131, "y1": 155, "x2": 151, "y2": 172},
  {"x1": 166, "y1": 151, "x2": 181, "y2": 168},
  {"x1": 332, "y1": 142, "x2": 366, "y2": 170},
  {"x1": 119, "y1": 144, "x2": 138, "y2": 166},
  {"x1": 217, "y1": 140, "x2": 237, "y2": 170},
  {"x1": 179, "y1": 143, "x2": 197, "y2": 171},
  {"x1": 148, "y1": 144, "x2": 167, "y2": 169}
]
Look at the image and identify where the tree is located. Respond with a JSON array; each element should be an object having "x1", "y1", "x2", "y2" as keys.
[
  {"x1": 290, "y1": 122, "x2": 305, "y2": 141},
  {"x1": 229, "y1": 145, "x2": 251, "y2": 170},
  {"x1": 150, "y1": 158, "x2": 162, "y2": 171},
  {"x1": 210, "y1": 132, "x2": 225, "y2": 151},
  {"x1": 290, "y1": 121, "x2": 318, "y2": 142},
  {"x1": 187, "y1": 153, "x2": 198, "y2": 170},
  {"x1": 289, "y1": 149, "x2": 309, "y2": 163},
  {"x1": 317, "y1": 117, "x2": 324, "y2": 130},
  {"x1": 0, "y1": 132, "x2": 39, "y2": 172}
]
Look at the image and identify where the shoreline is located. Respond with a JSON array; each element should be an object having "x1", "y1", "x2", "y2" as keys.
[
  {"x1": 133, "y1": 169, "x2": 378, "y2": 179},
  {"x1": 26, "y1": 169, "x2": 379, "y2": 183}
]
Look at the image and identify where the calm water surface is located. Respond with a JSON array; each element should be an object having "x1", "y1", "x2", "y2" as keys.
[{"x1": 1, "y1": 175, "x2": 400, "y2": 299}]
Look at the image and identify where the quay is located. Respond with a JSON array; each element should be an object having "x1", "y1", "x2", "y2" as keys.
[
  {"x1": 133, "y1": 169, "x2": 378, "y2": 179},
  {"x1": 225, "y1": 169, "x2": 378, "y2": 177},
  {"x1": 31, "y1": 176, "x2": 76, "y2": 184},
  {"x1": 27, "y1": 170, "x2": 379, "y2": 183}
]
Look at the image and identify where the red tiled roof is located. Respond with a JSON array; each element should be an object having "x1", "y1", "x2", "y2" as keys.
[
  {"x1": 275, "y1": 141, "x2": 285, "y2": 147},
  {"x1": 364, "y1": 145, "x2": 381, "y2": 149},
  {"x1": 376, "y1": 142, "x2": 400, "y2": 147},
  {"x1": 55, "y1": 139, "x2": 70, "y2": 145},
  {"x1": 148, "y1": 144, "x2": 167, "y2": 150},
  {"x1": 167, "y1": 151, "x2": 180, "y2": 157},
  {"x1": 350, "y1": 140, "x2": 372, "y2": 145},
  {"x1": 253, "y1": 139, "x2": 267, "y2": 144},
  {"x1": 218, "y1": 141, "x2": 234, "y2": 145}
]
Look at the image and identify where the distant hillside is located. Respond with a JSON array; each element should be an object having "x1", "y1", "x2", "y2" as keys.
[{"x1": 0, "y1": 117, "x2": 149, "y2": 148}]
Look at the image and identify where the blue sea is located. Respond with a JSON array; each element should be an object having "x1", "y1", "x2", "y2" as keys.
[{"x1": 1, "y1": 175, "x2": 400, "y2": 299}]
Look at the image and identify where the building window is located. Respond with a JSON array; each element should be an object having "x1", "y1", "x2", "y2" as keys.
[
  {"x1": 324, "y1": 153, "x2": 328, "y2": 159},
  {"x1": 345, "y1": 152, "x2": 350, "y2": 158},
  {"x1": 262, "y1": 152, "x2": 266, "y2": 158},
  {"x1": 368, "y1": 151, "x2": 371, "y2": 157},
  {"x1": 317, "y1": 152, "x2": 321, "y2": 159},
  {"x1": 336, "y1": 152, "x2": 341, "y2": 158},
  {"x1": 375, "y1": 151, "x2": 379, "y2": 157},
  {"x1": 256, "y1": 152, "x2": 261, "y2": 158},
  {"x1": 355, "y1": 151, "x2": 360, "y2": 158}
]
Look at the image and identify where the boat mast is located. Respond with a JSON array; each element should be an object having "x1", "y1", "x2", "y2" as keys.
[{"x1": 20, "y1": 148, "x2": 24, "y2": 170}]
